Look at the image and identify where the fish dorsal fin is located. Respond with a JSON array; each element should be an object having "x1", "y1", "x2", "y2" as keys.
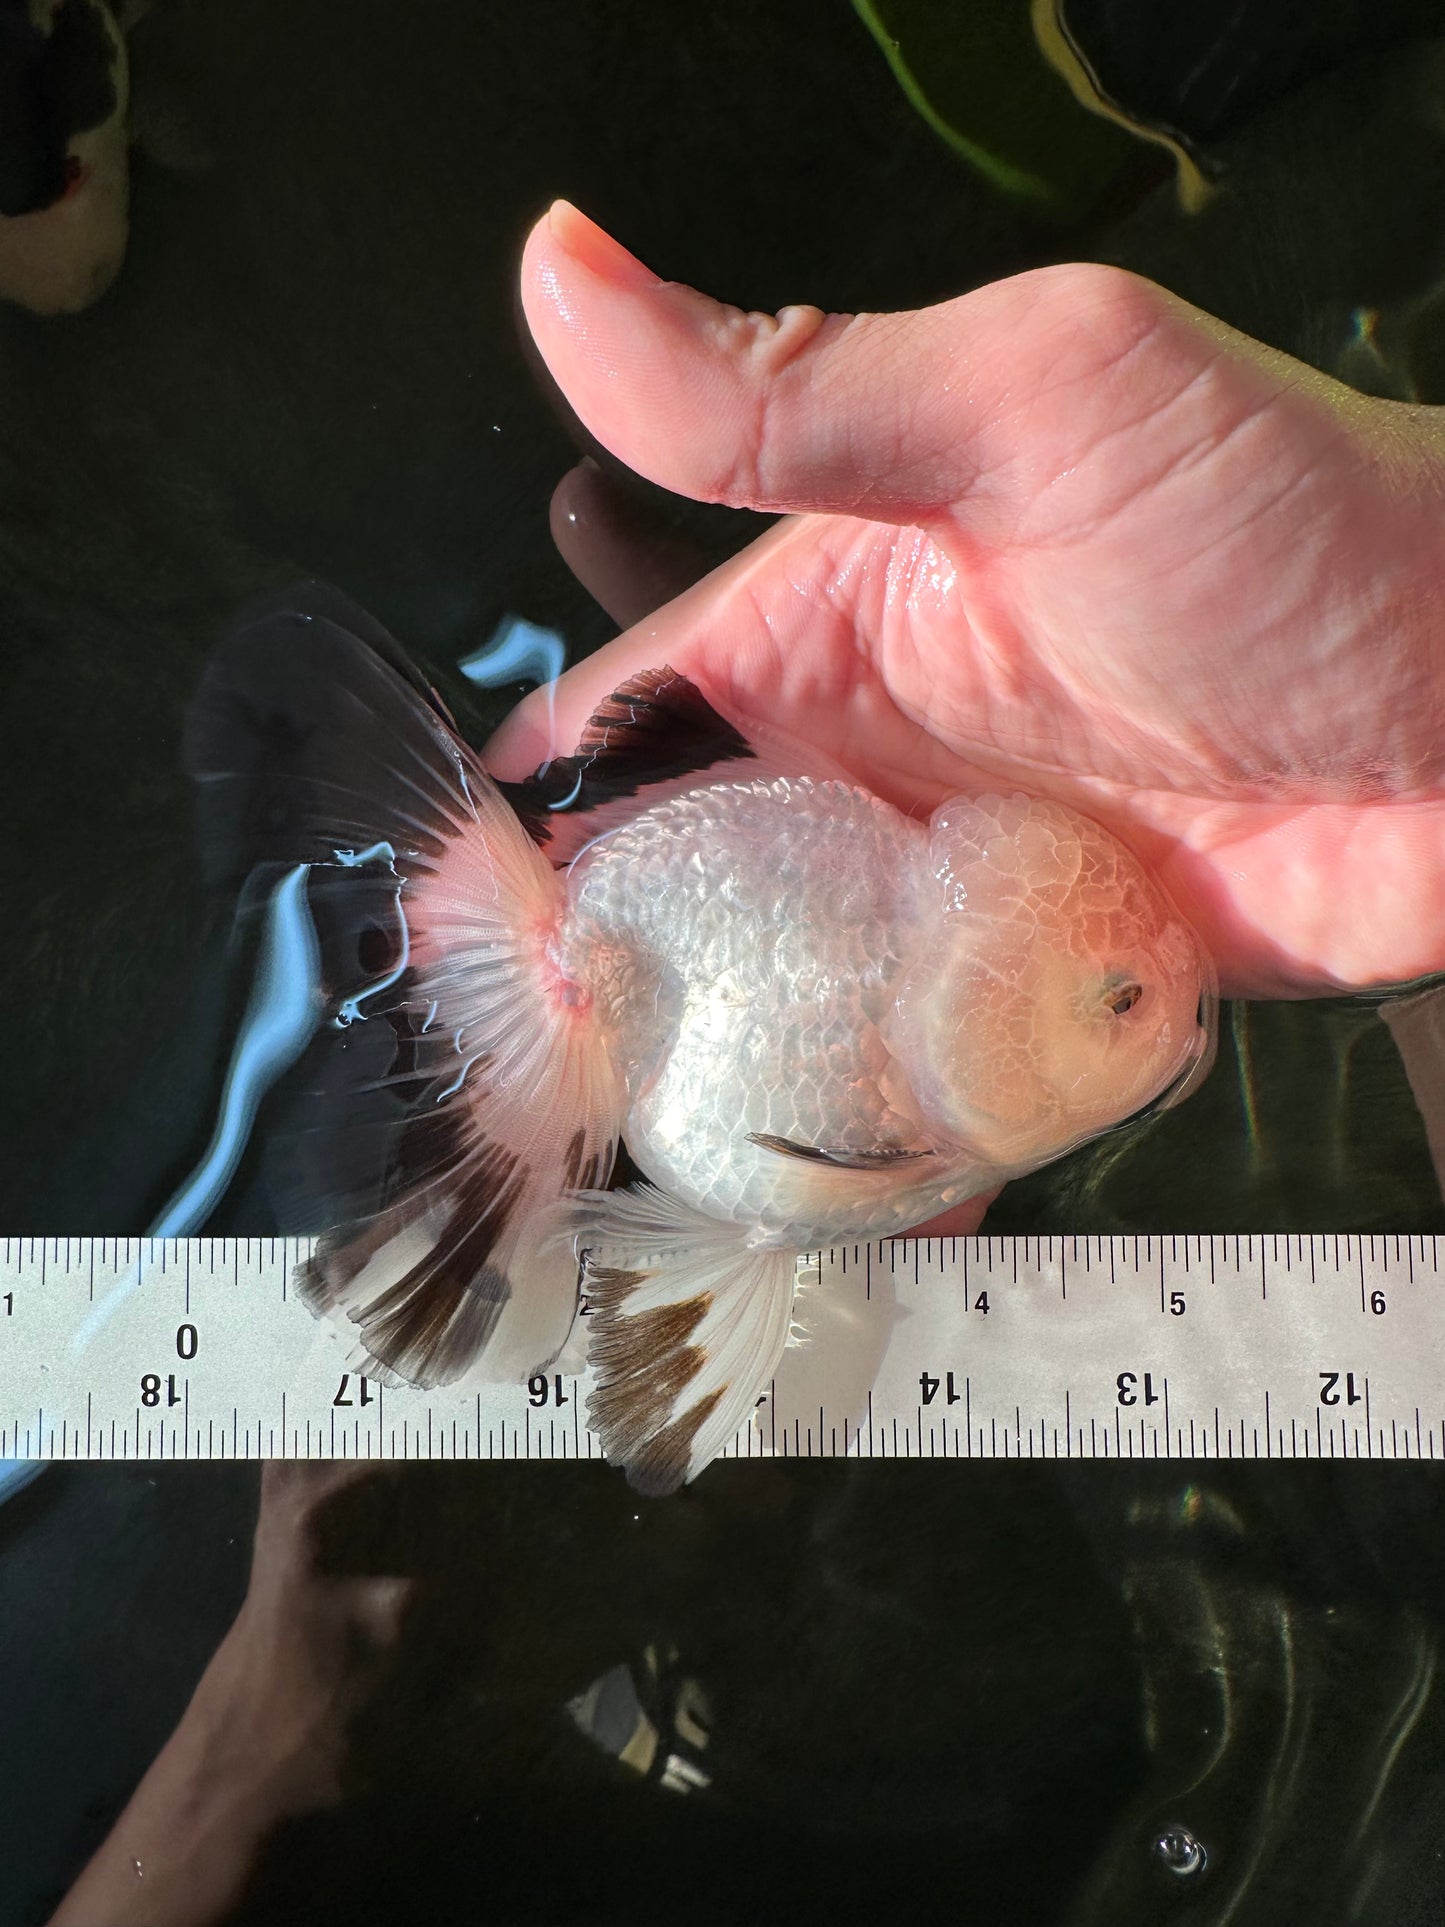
[
  {"x1": 500, "y1": 667, "x2": 761, "y2": 862},
  {"x1": 569, "y1": 1184, "x2": 800, "y2": 1494},
  {"x1": 574, "y1": 667, "x2": 757, "y2": 791}
]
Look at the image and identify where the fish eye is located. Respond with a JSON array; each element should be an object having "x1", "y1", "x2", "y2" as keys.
[{"x1": 1104, "y1": 978, "x2": 1144, "y2": 1016}]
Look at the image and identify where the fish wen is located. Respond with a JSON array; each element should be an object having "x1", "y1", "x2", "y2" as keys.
[{"x1": 186, "y1": 588, "x2": 1217, "y2": 1494}]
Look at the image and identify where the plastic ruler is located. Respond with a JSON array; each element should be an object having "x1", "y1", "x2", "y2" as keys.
[{"x1": 1, "y1": 1234, "x2": 1443, "y2": 1466}]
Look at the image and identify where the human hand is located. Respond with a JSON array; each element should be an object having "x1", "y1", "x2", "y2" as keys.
[
  {"x1": 493, "y1": 201, "x2": 1445, "y2": 1002},
  {"x1": 189, "y1": 1461, "x2": 413, "y2": 1812},
  {"x1": 49, "y1": 1464, "x2": 413, "y2": 1927}
]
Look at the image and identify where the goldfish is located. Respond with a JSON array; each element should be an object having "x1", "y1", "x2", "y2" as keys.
[{"x1": 186, "y1": 589, "x2": 1216, "y2": 1493}]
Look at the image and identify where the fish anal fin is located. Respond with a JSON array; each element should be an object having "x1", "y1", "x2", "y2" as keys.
[
  {"x1": 625, "y1": 1388, "x2": 729, "y2": 1500},
  {"x1": 586, "y1": 1269, "x2": 714, "y2": 1462},
  {"x1": 573, "y1": 1186, "x2": 798, "y2": 1493}
]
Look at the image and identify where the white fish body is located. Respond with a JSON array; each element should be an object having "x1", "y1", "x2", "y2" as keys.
[
  {"x1": 559, "y1": 775, "x2": 1209, "y2": 1256},
  {"x1": 187, "y1": 597, "x2": 1215, "y2": 1493},
  {"x1": 562, "y1": 777, "x2": 941, "y2": 1242}
]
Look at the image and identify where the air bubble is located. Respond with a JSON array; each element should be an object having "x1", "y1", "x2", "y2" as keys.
[{"x1": 1154, "y1": 1823, "x2": 1208, "y2": 1876}]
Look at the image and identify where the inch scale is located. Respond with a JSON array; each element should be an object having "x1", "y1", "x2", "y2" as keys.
[{"x1": 0, "y1": 1234, "x2": 1442, "y2": 1466}]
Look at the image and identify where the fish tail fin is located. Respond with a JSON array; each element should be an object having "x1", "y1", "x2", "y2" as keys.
[
  {"x1": 184, "y1": 585, "x2": 622, "y2": 1386},
  {"x1": 570, "y1": 1184, "x2": 801, "y2": 1494}
]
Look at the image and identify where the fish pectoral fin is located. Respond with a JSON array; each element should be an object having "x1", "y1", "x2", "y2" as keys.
[
  {"x1": 572, "y1": 1185, "x2": 799, "y2": 1495},
  {"x1": 746, "y1": 1132, "x2": 937, "y2": 1171}
]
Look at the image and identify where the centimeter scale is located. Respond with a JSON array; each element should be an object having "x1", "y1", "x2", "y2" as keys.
[{"x1": 0, "y1": 1235, "x2": 1442, "y2": 1466}]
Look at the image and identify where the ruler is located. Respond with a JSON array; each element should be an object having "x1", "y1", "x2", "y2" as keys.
[{"x1": 1, "y1": 1235, "x2": 1443, "y2": 1465}]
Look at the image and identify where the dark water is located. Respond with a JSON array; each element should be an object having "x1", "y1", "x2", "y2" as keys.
[{"x1": 4, "y1": 2, "x2": 1445, "y2": 1920}]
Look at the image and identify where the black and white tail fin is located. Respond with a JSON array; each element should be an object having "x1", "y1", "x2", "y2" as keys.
[
  {"x1": 570, "y1": 1185, "x2": 801, "y2": 1494},
  {"x1": 184, "y1": 585, "x2": 622, "y2": 1386}
]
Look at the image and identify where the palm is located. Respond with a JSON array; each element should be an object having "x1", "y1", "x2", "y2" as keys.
[{"x1": 501, "y1": 205, "x2": 1445, "y2": 998}]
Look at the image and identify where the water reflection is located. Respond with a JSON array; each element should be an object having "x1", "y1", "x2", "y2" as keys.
[
  {"x1": 22, "y1": 1458, "x2": 1445, "y2": 1923},
  {"x1": 28, "y1": 1461, "x2": 1137, "y2": 1922},
  {"x1": 568, "y1": 1644, "x2": 714, "y2": 1795},
  {"x1": 1065, "y1": 1468, "x2": 1445, "y2": 1923}
]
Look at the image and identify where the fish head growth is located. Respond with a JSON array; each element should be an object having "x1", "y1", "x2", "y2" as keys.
[{"x1": 885, "y1": 795, "x2": 1214, "y2": 1169}]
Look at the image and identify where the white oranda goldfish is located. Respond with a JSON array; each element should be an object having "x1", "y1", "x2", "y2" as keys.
[{"x1": 187, "y1": 592, "x2": 1215, "y2": 1492}]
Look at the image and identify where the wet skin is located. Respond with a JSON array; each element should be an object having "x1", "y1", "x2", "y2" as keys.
[{"x1": 492, "y1": 201, "x2": 1445, "y2": 1009}]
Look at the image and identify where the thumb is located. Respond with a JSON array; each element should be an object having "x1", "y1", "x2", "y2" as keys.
[{"x1": 519, "y1": 201, "x2": 1322, "y2": 531}]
